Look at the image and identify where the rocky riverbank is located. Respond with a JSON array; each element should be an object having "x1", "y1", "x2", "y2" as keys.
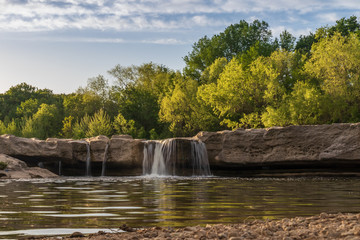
[
  {"x1": 0, "y1": 154, "x2": 57, "y2": 179},
  {"x1": 34, "y1": 212, "x2": 360, "y2": 240}
]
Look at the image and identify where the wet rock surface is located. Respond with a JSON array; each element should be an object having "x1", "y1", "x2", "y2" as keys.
[{"x1": 36, "y1": 213, "x2": 360, "y2": 240}]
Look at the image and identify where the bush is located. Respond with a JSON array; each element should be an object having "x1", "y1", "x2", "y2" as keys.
[{"x1": 0, "y1": 162, "x2": 7, "y2": 170}]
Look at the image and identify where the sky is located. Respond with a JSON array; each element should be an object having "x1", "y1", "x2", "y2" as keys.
[{"x1": 0, "y1": 0, "x2": 360, "y2": 94}]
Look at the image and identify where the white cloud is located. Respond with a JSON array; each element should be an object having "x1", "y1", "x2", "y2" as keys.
[
  {"x1": 141, "y1": 38, "x2": 187, "y2": 45},
  {"x1": 0, "y1": 0, "x2": 359, "y2": 33},
  {"x1": 316, "y1": 12, "x2": 340, "y2": 23}
]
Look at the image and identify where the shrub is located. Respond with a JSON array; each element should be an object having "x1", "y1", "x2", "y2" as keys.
[{"x1": 0, "y1": 162, "x2": 7, "y2": 170}]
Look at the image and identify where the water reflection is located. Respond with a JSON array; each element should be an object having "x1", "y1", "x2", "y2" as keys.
[{"x1": 0, "y1": 177, "x2": 360, "y2": 238}]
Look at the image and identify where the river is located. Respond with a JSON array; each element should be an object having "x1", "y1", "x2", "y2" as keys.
[{"x1": 1, "y1": 176, "x2": 360, "y2": 239}]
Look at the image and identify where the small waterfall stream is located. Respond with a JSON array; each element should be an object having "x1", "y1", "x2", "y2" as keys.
[
  {"x1": 101, "y1": 142, "x2": 110, "y2": 177},
  {"x1": 58, "y1": 161, "x2": 62, "y2": 176},
  {"x1": 85, "y1": 142, "x2": 91, "y2": 176},
  {"x1": 143, "y1": 139, "x2": 211, "y2": 176}
]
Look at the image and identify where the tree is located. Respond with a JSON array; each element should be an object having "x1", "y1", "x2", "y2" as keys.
[
  {"x1": 63, "y1": 92, "x2": 102, "y2": 121},
  {"x1": 16, "y1": 98, "x2": 40, "y2": 118},
  {"x1": 304, "y1": 33, "x2": 360, "y2": 122},
  {"x1": 200, "y1": 57, "x2": 228, "y2": 84},
  {"x1": 183, "y1": 19, "x2": 274, "y2": 79},
  {"x1": 316, "y1": 16, "x2": 360, "y2": 38},
  {"x1": 113, "y1": 113, "x2": 145, "y2": 138},
  {"x1": 295, "y1": 33, "x2": 317, "y2": 55},
  {"x1": 61, "y1": 116, "x2": 74, "y2": 138},
  {"x1": 86, "y1": 109, "x2": 113, "y2": 137},
  {"x1": 72, "y1": 114, "x2": 91, "y2": 139},
  {"x1": 198, "y1": 57, "x2": 277, "y2": 128},
  {"x1": 279, "y1": 30, "x2": 296, "y2": 51},
  {"x1": 109, "y1": 63, "x2": 174, "y2": 137},
  {"x1": 21, "y1": 104, "x2": 60, "y2": 139},
  {"x1": 160, "y1": 77, "x2": 219, "y2": 136}
]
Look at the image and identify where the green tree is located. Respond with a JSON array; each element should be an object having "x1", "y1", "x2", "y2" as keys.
[
  {"x1": 160, "y1": 77, "x2": 219, "y2": 136},
  {"x1": 72, "y1": 114, "x2": 91, "y2": 139},
  {"x1": 113, "y1": 113, "x2": 145, "y2": 138},
  {"x1": 16, "y1": 98, "x2": 40, "y2": 118},
  {"x1": 21, "y1": 104, "x2": 61, "y2": 139},
  {"x1": 295, "y1": 33, "x2": 317, "y2": 55},
  {"x1": 279, "y1": 30, "x2": 296, "y2": 51},
  {"x1": 61, "y1": 116, "x2": 74, "y2": 138},
  {"x1": 184, "y1": 19, "x2": 274, "y2": 79},
  {"x1": 198, "y1": 57, "x2": 277, "y2": 128},
  {"x1": 86, "y1": 109, "x2": 113, "y2": 137},
  {"x1": 200, "y1": 57, "x2": 228, "y2": 84}
]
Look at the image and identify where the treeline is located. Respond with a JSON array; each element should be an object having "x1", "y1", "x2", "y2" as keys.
[{"x1": 1, "y1": 16, "x2": 360, "y2": 140}]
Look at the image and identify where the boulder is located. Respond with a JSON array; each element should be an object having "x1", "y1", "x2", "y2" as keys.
[
  {"x1": 0, "y1": 154, "x2": 58, "y2": 179},
  {"x1": 108, "y1": 135, "x2": 144, "y2": 168},
  {"x1": 0, "y1": 135, "x2": 77, "y2": 163}
]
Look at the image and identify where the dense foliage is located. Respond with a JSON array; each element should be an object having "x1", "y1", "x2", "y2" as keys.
[{"x1": 1, "y1": 16, "x2": 360, "y2": 139}]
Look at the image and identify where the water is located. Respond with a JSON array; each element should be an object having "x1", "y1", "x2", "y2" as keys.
[
  {"x1": 143, "y1": 139, "x2": 211, "y2": 176},
  {"x1": 58, "y1": 161, "x2": 62, "y2": 176},
  {"x1": 101, "y1": 143, "x2": 109, "y2": 177},
  {"x1": 191, "y1": 141, "x2": 211, "y2": 176},
  {"x1": 85, "y1": 143, "x2": 91, "y2": 176},
  {"x1": 1, "y1": 177, "x2": 360, "y2": 239}
]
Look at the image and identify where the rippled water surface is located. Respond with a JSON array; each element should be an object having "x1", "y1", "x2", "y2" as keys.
[{"x1": 1, "y1": 176, "x2": 360, "y2": 238}]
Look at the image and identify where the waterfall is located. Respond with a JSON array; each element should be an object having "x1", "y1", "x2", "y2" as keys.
[
  {"x1": 85, "y1": 142, "x2": 91, "y2": 176},
  {"x1": 101, "y1": 143, "x2": 109, "y2": 177},
  {"x1": 58, "y1": 161, "x2": 62, "y2": 176},
  {"x1": 191, "y1": 141, "x2": 211, "y2": 176},
  {"x1": 143, "y1": 139, "x2": 211, "y2": 176}
]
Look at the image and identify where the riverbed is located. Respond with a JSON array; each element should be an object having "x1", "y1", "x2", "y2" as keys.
[{"x1": 1, "y1": 176, "x2": 360, "y2": 239}]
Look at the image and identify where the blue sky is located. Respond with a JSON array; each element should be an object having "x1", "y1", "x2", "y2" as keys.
[{"x1": 0, "y1": 0, "x2": 360, "y2": 94}]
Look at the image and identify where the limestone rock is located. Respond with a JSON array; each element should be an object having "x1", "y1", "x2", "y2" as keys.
[
  {"x1": 0, "y1": 135, "x2": 76, "y2": 163},
  {"x1": 0, "y1": 154, "x2": 57, "y2": 179},
  {"x1": 195, "y1": 123, "x2": 360, "y2": 168},
  {"x1": 108, "y1": 136, "x2": 143, "y2": 167}
]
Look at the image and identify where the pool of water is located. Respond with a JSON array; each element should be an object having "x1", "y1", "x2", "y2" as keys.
[{"x1": 1, "y1": 176, "x2": 360, "y2": 238}]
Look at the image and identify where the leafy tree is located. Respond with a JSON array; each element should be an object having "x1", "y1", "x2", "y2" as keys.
[
  {"x1": 0, "y1": 120, "x2": 17, "y2": 135},
  {"x1": 72, "y1": 114, "x2": 91, "y2": 139},
  {"x1": 113, "y1": 113, "x2": 145, "y2": 138},
  {"x1": 295, "y1": 33, "x2": 316, "y2": 54},
  {"x1": 288, "y1": 81, "x2": 322, "y2": 125},
  {"x1": 160, "y1": 77, "x2": 216, "y2": 136},
  {"x1": 316, "y1": 16, "x2": 360, "y2": 38},
  {"x1": 279, "y1": 30, "x2": 296, "y2": 51},
  {"x1": 63, "y1": 92, "x2": 102, "y2": 121},
  {"x1": 21, "y1": 104, "x2": 61, "y2": 139},
  {"x1": 16, "y1": 98, "x2": 40, "y2": 118},
  {"x1": 86, "y1": 109, "x2": 113, "y2": 137},
  {"x1": 184, "y1": 19, "x2": 274, "y2": 79},
  {"x1": 198, "y1": 57, "x2": 277, "y2": 128},
  {"x1": 109, "y1": 63, "x2": 173, "y2": 137},
  {"x1": 61, "y1": 116, "x2": 74, "y2": 138},
  {"x1": 200, "y1": 57, "x2": 228, "y2": 84},
  {"x1": 305, "y1": 32, "x2": 360, "y2": 98}
]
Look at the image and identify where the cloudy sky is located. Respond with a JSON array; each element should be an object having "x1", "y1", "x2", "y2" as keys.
[{"x1": 0, "y1": 0, "x2": 359, "y2": 93}]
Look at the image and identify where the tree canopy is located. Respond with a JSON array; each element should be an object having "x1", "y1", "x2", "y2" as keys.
[{"x1": 1, "y1": 16, "x2": 360, "y2": 139}]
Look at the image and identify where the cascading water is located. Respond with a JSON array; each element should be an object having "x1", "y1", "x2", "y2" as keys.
[
  {"x1": 101, "y1": 142, "x2": 109, "y2": 177},
  {"x1": 85, "y1": 142, "x2": 91, "y2": 176},
  {"x1": 191, "y1": 141, "x2": 211, "y2": 176},
  {"x1": 143, "y1": 139, "x2": 211, "y2": 176},
  {"x1": 58, "y1": 161, "x2": 62, "y2": 176}
]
